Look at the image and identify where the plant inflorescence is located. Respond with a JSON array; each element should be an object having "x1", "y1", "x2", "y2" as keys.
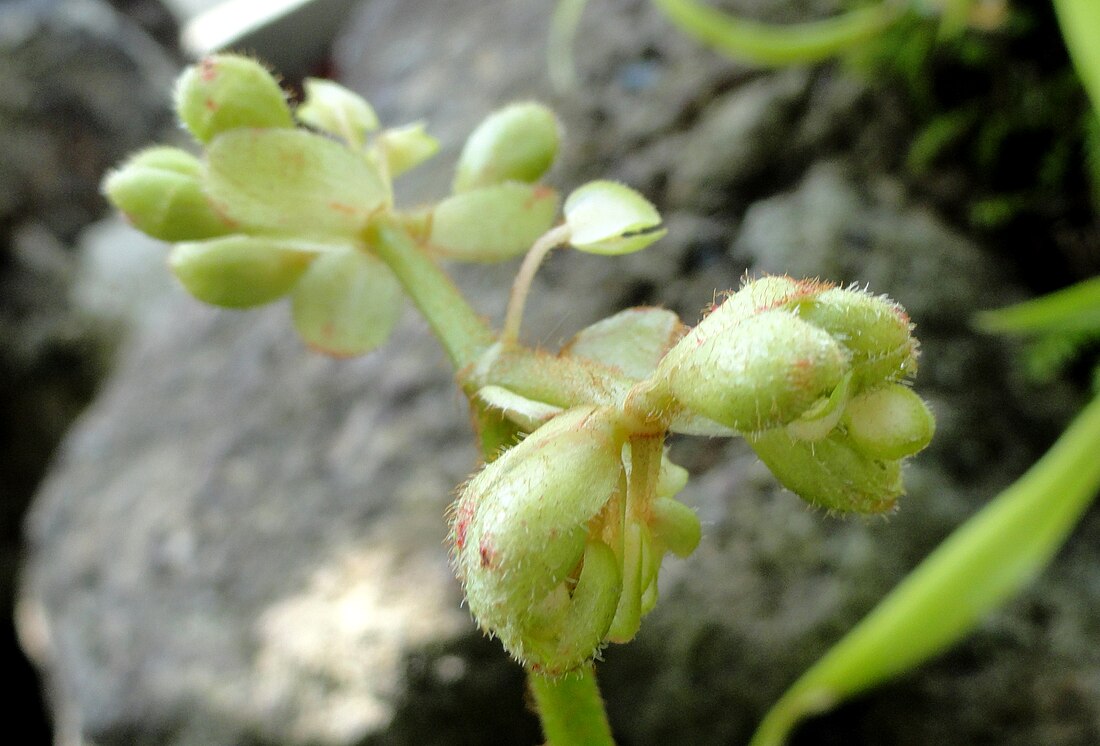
[{"x1": 104, "y1": 53, "x2": 937, "y2": 743}]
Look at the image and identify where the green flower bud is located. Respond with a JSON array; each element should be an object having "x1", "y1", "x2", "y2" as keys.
[
  {"x1": 661, "y1": 310, "x2": 850, "y2": 432},
  {"x1": 102, "y1": 146, "x2": 234, "y2": 241},
  {"x1": 375, "y1": 122, "x2": 440, "y2": 177},
  {"x1": 748, "y1": 427, "x2": 903, "y2": 514},
  {"x1": 453, "y1": 102, "x2": 559, "y2": 192},
  {"x1": 843, "y1": 384, "x2": 935, "y2": 460},
  {"x1": 650, "y1": 497, "x2": 701, "y2": 558},
  {"x1": 205, "y1": 129, "x2": 388, "y2": 239},
  {"x1": 520, "y1": 540, "x2": 621, "y2": 675},
  {"x1": 451, "y1": 406, "x2": 625, "y2": 672},
  {"x1": 175, "y1": 54, "x2": 293, "y2": 144},
  {"x1": 429, "y1": 182, "x2": 559, "y2": 262},
  {"x1": 169, "y1": 235, "x2": 317, "y2": 308},
  {"x1": 295, "y1": 78, "x2": 379, "y2": 147},
  {"x1": 796, "y1": 287, "x2": 918, "y2": 390},
  {"x1": 291, "y1": 247, "x2": 403, "y2": 356},
  {"x1": 563, "y1": 180, "x2": 666, "y2": 255}
]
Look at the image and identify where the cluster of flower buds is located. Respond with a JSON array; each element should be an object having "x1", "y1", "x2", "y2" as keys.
[
  {"x1": 457, "y1": 277, "x2": 933, "y2": 673},
  {"x1": 450, "y1": 406, "x2": 700, "y2": 675},
  {"x1": 102, "y1": 55, "x2": 935, "y2": 681},
  {"x1": 102, "y1": 54, "x2": 569, "y2": 355}
]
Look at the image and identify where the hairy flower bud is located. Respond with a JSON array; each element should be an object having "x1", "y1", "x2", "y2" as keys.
[
  {"x1": 796, "y1": 287, "x2": 918, "y2": 389},
  {"x1": 451, "y1": 406, "x2": 626, "y2": 673},
  {"x1": 661, "y1": 309, "x2": 850, "y2": 432},
  {"x1": 175, "y1": 54, "x2": 293, "y2": 144},
  {"x1": 453, "y1": 102, "x2": 559, "y2": 192},
  {"x1": 101, "y1": 147, "x2": 234, "y2": 241},
  {"x1": 748, "y1": 427, "x2": 904, "y2": 513}
]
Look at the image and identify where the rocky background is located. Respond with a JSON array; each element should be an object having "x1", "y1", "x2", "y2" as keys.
[{"x1": 8, "y1": 0, "x2": 1100, "y2": 744}]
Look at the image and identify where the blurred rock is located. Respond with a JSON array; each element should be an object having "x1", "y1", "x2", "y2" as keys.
[
  {"x1": 19, "y1": 1, "x2": 1100, "y2": 745},
  {"x1": 1, "y1": 0, "x2": 179, "y2": 740}
]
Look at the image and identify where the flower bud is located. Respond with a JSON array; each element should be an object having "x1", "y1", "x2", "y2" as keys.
[
  {"x1": 796, "y1": 287, "x2": 918, "y2": 389},
  {"x1": 563, "y1": 181, "x2": 666, "y2": 255},
  {"x1": 429, "y1": 182, "x2": 559, "y2": 262},
  {"x1": 291, "y1": 247, "x2": 402, "y2": 356},
  {"x1": 843, "y1": 384, "x2": 935, "y2": 460},
  {"x1": 101, "y1": 146, "x2": 234, "y2": 241},
  {"x1": 295, "y1": 78, "x2": 379, "y2": 147},
  {"x1": 451, "y1": 406, "x2": 625, "y2": 671},
  {"x1": 748, "y1": 427, "x2": 903, "y2": 514},
  {"x1": 661, "y1": 310, "x2": 850, "y2": 432},
  {"x1": 175, "y1": 54, "x2": 293, "y2": 144},
  {"x1": 375, "y1": 122, "x2": 439, "y2": 177},
  {"x1": 453, "y1": 102, "x2": 559, "y2": 192},
  {"x1": 168, "y1": 235, "x2": 316, "y2": 308}
]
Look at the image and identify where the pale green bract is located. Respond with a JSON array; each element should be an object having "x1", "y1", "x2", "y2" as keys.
[
  {"x1": 563, "y1": 180, "x2": 666, "y2": 255},
  {"x1": 204, "y1": 129, "x2": 389, "y2": 239},
  {"x1": 291, "y1": 247, "x2": 403, "y2": 356},
  {"x1": 430, "y1": 182, "x2": 559, "y2": 262}
]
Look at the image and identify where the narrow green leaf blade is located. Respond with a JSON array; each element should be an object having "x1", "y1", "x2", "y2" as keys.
[
  {"x1": 651, "y1": 0, "x2": 902, "y2": 66},
  {"x1": 750, "y1": 393, "x2": 1100, "y2": 746}
]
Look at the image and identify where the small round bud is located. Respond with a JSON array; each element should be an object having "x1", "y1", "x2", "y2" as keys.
[
  {"x1": 375, "y1": 122, "x2": 440, "y2": 177},
  {"x1": 563, "y1": 181, "x2": 666, "y2": 255},
  {"x1": 429, "y1": 182, "x2": 559, "y2": 262},
  {"x1": 453, "y1": 102, "x2": 559, "y2": 192},
  {"x1": 843, "y1": 384, "x2": 935, "y2": 460},
  {"x1": 169, "y1": 235, "x2": 316, "y2": 308},
  {"x1": 175, "y1": 54, "x2": 293, "y2": 144},
  {"x1": 451, "y1": 406, "x2": 625, "y2": 671},
  {"x1": 662, "y1": 310, "x2": 850, "y2": 432},
  {"x1": 291, "y1": 247, "x2": 402, "y2": 356},
  {"x1": 295, "y1": 78, "x2": 379, "y2": 147},
  {"x1": 101, "y1": 146, "x2": 234, "y2": 241}
]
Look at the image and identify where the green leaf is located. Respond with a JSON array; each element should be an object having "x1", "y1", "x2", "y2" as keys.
[
  {"x1": 205, "y1": 129, "x2": 388, "y2": 239},
  {"x1": 296, "y1": 78, "x2": 379, "y2": 147},
  {"x1": 429, "y1": 182, "x2": 559, "y2": 262},
  {"x1": 175, "y1": 54, "x2": 292, "y2": 144},
  {"x1": 563, "y1": 180, "x2": 666, "y2": 255},
  {"x1": 453, "y1": 102, "x2": 560, "y2": 192},
  {"x1": 974, "y1": 277, "x2": 1100, "y2": 336},
  {"x1": 750, "y1": 393, "x2": 1100, "y2": 746},
  {"x1": 291, "y1": 247, "x2": 403, "y2": 356},
  {"x1": 169, "y1": 235, "x2": 318, "y2": 308},
  {"x1": 1052, "y1": 0, "x2": 1100, "y2": 115}
]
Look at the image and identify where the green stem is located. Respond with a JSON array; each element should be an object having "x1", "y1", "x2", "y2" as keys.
[
  {"x1": 365, "y1": 215, "x2": 495, "y2": 371},
  {"x1": 529, "y1": 665, "x2": 616, "y2": 746},
  {"x1": 651, "y1": 0, "x2": 904, "y2": 66}
]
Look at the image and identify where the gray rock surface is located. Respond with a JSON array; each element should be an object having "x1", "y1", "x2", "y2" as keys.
[{"x1": 20, "y1": 0, "x2": 1100, "y2": 745}]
